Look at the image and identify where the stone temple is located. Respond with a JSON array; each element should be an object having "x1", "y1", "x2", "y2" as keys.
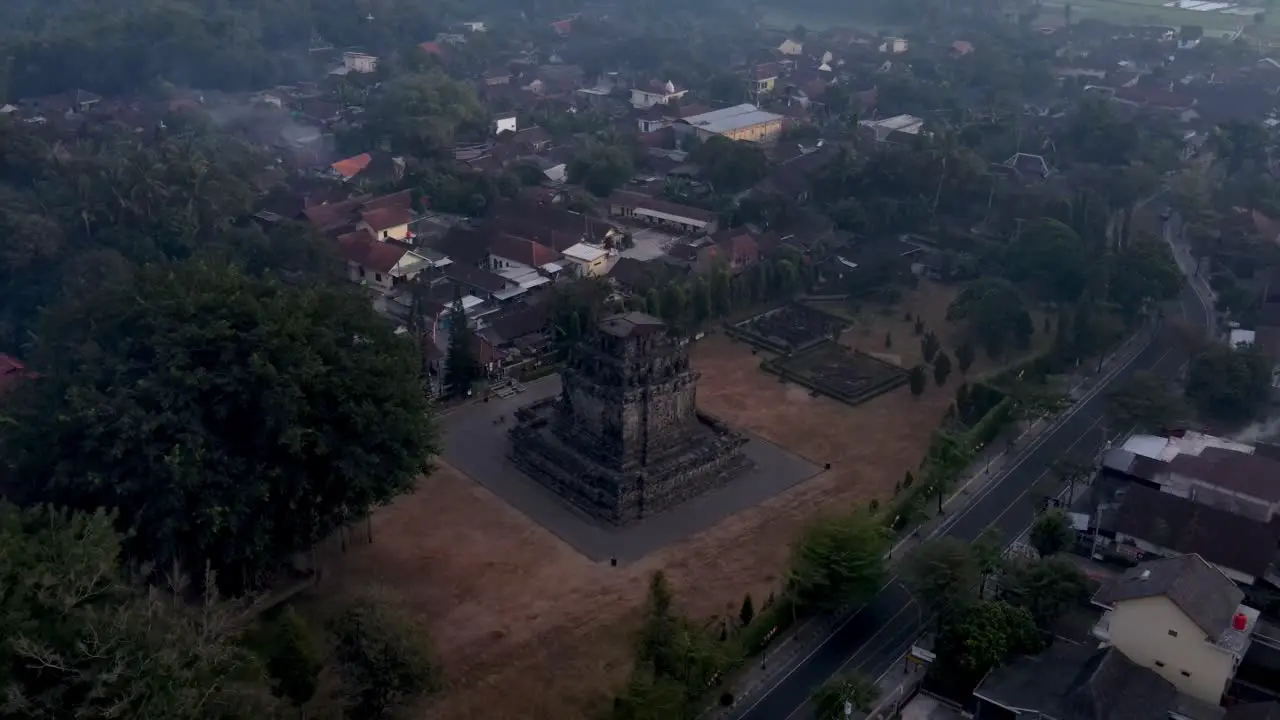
[{"x1": 509, "y1": 312, "x2": 751, "y2": 524}]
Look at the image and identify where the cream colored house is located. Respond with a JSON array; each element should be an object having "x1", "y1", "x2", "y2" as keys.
[
  {"x1": 561, "y1": 243, "x2": 610, "y2": 277},
  {"x1": 1092, "y1": 554, "x2": 1257, "y2": 706},
  {"x1": 342, "y1": 52, "x2": 379, "y2": 74}
]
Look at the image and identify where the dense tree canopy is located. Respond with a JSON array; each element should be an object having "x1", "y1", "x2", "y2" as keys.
[
  {"x1": 947, "y1": 278, "x2": 1031, "y2": 357},
  {"x1": 0, "y1": 261, "x2": 436, "y2": 593},
  {"x1": 1003, "y1": 218, "x2": 1090, "y2": 303},
  {"x1": 1185, "y1": 342, "x2": 1274, "y2": 422},
  {"x1": 0, "y1": 502, "x2": 284, "y2": 719},
  {"x1": 0, "y1": 118, "x2": 331, "y2": 355},
  {"x1": 789, "y1": 510, "x2": 888, "y2": 612},
  {"x1": 366, "y1": 71, "x2": 486, "y2": 157},
  {"x1": 1106, "y1": 371, "x2": 1186, "y2": 433}
]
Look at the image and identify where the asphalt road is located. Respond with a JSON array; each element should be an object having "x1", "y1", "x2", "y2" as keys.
[{"x1": 732, "y1": 277, "x2": 1208, "y2": 720}]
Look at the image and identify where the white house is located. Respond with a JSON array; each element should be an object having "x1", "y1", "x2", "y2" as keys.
[
  {"x1": 778, "y1": 38, "x2": 804, "y2": 55},
  {"x1": 630, "y1": 80, "x2": 688, "y2": 109},
  {"x1": 343, "y1": 52, "x2": 379, "y2": 74},
  {"x1": 459, "y1": 21, "x2": 487, "y2": 32},
  {"x1": 493, "y1": 111, "x2": 518, "y2": 135},
  {"x1": 879, "y1": 37, "x2": 908, "y2": 54}
]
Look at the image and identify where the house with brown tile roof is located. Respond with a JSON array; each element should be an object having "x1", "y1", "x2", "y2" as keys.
[
  {"x1": 488, "y1": 231, "x2": 561, "y2": 269},
  {"x1": 608, "y1": 190, "x2": 719, "y2": 235},
  {"x1": 337, "y1": 229, "x2": 435, "y2": 291}
]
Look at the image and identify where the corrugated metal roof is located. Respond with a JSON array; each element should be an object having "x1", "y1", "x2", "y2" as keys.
[{"x1": 679, "y1": 104, "x2": 783, "y2": 134}]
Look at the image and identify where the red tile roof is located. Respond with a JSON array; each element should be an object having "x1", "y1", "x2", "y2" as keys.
[
  {"x1": 487, "y1": 232, "x2": 559, "y2": 267},
  {"x1": 755, "y1": 63, "x2": 781, "y2": 81},
  {"x1": 303, "y1": 197, "x2": 367, "y2": 232},
  {"x1": 337, "y1": 229, "x2": 409, "y2": 273},
  {"x1": 419, "y1": 41, "x2": 445, "y2": 57},
  {"x1": 331, "y1": 153, "x2": 373, "y2": 179},
  {"x1": 361, "y1": 206, "x2": 413, "y2": 232},
  {"x1": 363, "y1": 189, "x2": 414, "y2": 212}
]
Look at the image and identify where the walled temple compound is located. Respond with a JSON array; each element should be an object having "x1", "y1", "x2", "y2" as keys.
[{"x1": 509, "y1": 312, "x2": 751, "y2": 524}]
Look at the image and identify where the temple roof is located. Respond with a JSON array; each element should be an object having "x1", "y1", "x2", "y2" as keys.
[{"x1": 599, "y1": 312, "x2": 666, "y2": 338}]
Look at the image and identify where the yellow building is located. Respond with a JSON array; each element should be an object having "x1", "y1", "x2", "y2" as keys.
[
  {"x1": 676, "y1": 104, "x2": 785, "y2": 144},
  {"x1": 1091, "y1": 554, "x2": 1256, "y2": 705}
]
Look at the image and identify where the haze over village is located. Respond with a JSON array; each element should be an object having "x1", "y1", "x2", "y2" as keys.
[{"x1": 12, "y1": 0, "x2": 1280, "y2": 719}]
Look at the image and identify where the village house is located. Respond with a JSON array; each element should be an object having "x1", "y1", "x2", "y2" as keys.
[
  {"x1": 1103, "y1": 432, "x2": 1280, "y2": 525},
  {"x1": 675, "y1": 104, "x2": 786, "y2": 143},
  {"x1": 609, "y1": 190, "x2": 719, "y2": 235},
  {"x1": 1109, "y1": 485, "x2": 1276, "y2": 586},
  {"x1": 635, "y1": 102, "x2": 713, "y2": 134},
  {"x1": 753, "y1": 63, "x2": 781, "y2": 95},
  {"x1": 630, "y1": 80, "x2": 689, "y2": 109},
  {"x1": 859, "y1": 114, "x2": 926, "y2": 143},
  {"x1": 561, "y1": 243, "x2": 611, "y2": 277},
  {"x1": 777, "y1": 38, "x2": 804, "y2": 56},
  {"x1": 493, "y1": 111, "x2": 518, "y2": 135},
  {"x1": 879, "y1": 36, "x2": 908, "y2": 54},
  {"x1": 664, "y1": 230, "x2": 761, "y2": 275},
  {"x1": 1092, "y1": 555, "x2": 1258, "y2": 705},
  {"x1": 341, "y1": 52, "x2": 379, "y2": 74},
  {"x1": 337, "y1": 229, "x2": 436, "y2": 291}
]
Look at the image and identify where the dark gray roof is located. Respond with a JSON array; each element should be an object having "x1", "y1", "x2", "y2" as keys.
[
  {"x1": 976, "y1": 644, "x2": 1175, "y2": 720},
  {"x1": 599, "y1": 312, "x2": 665, "y2": 338},
  {"x1": 1226, "y1": 703, "x2": 1280, "y2": 720},
  {"x1": 1113, "y1": 485, "x2": 1277, "y2": 577},
  {"x1": 1092, "y1": 554, "x2": 1243, "y2": 637}
]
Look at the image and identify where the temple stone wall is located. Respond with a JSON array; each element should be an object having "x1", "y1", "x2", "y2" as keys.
[{"x1": 509, "y1": 313, "x2": 750, "y2": 525}]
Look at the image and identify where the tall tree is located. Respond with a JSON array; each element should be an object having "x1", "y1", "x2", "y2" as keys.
[
  {"x1": 262, "y1": 608, "x2": 323, "y2": 714},
  {"x1": 1001, "y1": 557, "x2": 1089, "y2": 629},
  {"x1": 947, "y1": 279, "x2": 1029, "y2": 358},
  {"x1": 0, "y1": 261, "x2": 436, "y2": 594},
  {"x1": 789, "y1": 511, "x2": 888, "y2": 612},
  {"x1": 934, "y1": 351, "x2": 953, "y2": 386},
  {"x1": 934, "y1": 600, "x2": 1040, "y2": 688},
  {"x1": 1186, "y1": 343, "x2": 1274, "y2": 422},
  {"x1": 1106, "y1": 371, "x2": 1185, "y2": 433},
  {"x1": 903, "y1": 538, "x2": 980, "y2": 626},
  {"x1": 0, "y1": 503, "x2": 283, "y2": 719},
  {"x1": 909, "y1": 365, "x2": 927, "y2": 396},
  {"x1": 1029, "y1": 511, "x2": 1074, "y2": 557},
  {"x1": 956, "y1": 340, "x2": 975, "y2": 373},
  {"x1": 329, "y1": 591, "x2": 439, "y2": 720},
  {"x1": 445, "y1": 285, "x2": 480, "y2": 398}
]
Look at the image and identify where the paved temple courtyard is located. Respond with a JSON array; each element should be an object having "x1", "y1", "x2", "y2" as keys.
[{"x1": 441, "y1": 375, "x2": 819, "y2": 562}]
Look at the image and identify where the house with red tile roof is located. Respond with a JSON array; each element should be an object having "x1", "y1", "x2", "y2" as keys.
[
  {"x1": 330, "y1": 153, "x2": 373, "y2": 181},
  {"x1": 337, "y1": 229, "x2": 437, "y2": 291}
]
